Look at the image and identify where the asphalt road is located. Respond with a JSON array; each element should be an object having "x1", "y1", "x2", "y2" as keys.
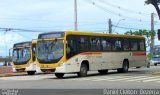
[
  {"x1": 0, "y1": 66, "x2": 160, "y2": 95},
  {"x1": 0, "y1": 66, "x2": 160, "y2": 89}
]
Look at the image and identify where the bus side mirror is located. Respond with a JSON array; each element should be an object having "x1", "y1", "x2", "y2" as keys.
[{"x1": 158, "y1": 29, "x2": 160, "y2": 40}]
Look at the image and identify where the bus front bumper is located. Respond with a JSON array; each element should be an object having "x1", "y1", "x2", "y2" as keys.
[
  {"x1": 40, "y1": 62, "x2": 78, "y2": 73},
  {"x1": 25, "y1": 62, "x2": 36, "y2": 71},
  {"x1": 25, "y1": 62, "x2": 42, "y2": 73},
  {"x1": 40, "y1": 64, "x2": 66, "y2": 73}
]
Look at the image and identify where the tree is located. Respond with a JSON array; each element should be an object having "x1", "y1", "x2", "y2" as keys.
[
  {"x1": 145, "y1": 0, "x2": 160, "y2": 19},
  {"x1": 124, "y1": 29, "x2": 155, "y2": 47}
]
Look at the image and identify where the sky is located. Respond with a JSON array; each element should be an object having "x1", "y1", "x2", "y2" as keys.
[{"x1": 0, "y1": 0, "x2": 160, "y2": 56}]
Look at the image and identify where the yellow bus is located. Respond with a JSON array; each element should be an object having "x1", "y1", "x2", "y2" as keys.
[
  {"x1": 36, "y1": 31, "x2": 147, "y2": 78},
  {"x1": 25, "y1": 40, "x2": 42, "y2": 74},
  {"x1": 12, "y1": 40, "x2": 38, "y2": 75}
]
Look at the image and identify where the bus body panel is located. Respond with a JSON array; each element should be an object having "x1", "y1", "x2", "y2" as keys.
[
  {"x1": 57, "y1": 52, "x2": 146, "y2": 73},
  {"x1": 43, "y1": 51, "x2": 146, "y2": 73}
]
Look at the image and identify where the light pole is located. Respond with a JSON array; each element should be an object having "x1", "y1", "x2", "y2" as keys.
[
  {"x1": 74, "y1": 0, "x2": 78, "y2": 31},
  {"x1": 113, "y1": 19, "x2": 125, "y2": 33}
]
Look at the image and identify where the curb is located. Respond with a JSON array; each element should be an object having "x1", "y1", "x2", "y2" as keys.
[
  {"x1": 0, "y1": 72, "x2": 52, "y2": 77},
  {"x1": 151, "y1": 72, "x2": 160, "y2": 75},
  {"x1": 0, "y1": 73, "x2": 27, "y2": 77}
]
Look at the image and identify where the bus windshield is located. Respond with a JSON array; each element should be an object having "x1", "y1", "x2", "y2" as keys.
[
  {"x1": 13, "y1": 47, "x2": 30, "y2": 64},
  {"x1": 37, "y1": 39, "x2": 64, "y2": 63}
]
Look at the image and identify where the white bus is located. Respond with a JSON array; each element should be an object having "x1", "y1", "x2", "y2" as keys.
[{"x1": 36, "y1": 31, "x2": 147, "y2": 78}]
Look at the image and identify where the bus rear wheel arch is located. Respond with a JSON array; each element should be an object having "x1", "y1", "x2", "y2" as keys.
[
  {"x1": 77, "y1": 61, "x2": 89, "y2": 77},
  {"x1": 117, "y1": 60, "x2": 129, "y2": 73}
]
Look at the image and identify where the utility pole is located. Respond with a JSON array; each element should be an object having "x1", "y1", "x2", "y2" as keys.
[
  {"x1": 74, "y1": 0, "x2": 78, "y2": 31},
  {"x1": 150, "y1": 13, "x2": 155, "y2": 52},
  {"x1": 108, "y1": 19, "x2": 112, "y2": 33}
]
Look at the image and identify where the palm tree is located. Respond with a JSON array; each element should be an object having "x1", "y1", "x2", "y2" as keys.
[{"x1": 145, "y1": 0, "x2": 160, "y2": 20}]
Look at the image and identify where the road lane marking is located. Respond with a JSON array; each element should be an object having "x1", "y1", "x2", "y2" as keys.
[{"x1": 69, "y1": 76, "x2": 160, "y2": 83}]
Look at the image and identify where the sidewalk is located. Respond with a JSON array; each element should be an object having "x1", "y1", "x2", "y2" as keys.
[
  {"x1": 0, "y1": 66, "x2": 26, "y2": 77},
  {"x1": 0, "y1": 72, "x2": 27, "y2": 77}
]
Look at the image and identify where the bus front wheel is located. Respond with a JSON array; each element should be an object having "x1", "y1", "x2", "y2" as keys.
[
  {"x1": 55, "y1": 73, "x2": 64, "y2": 78},
  {"x1": 98, "y1": 70, "x2": 108, "y2": 74},
  {"x1": 77, "y1": 64, "x2": 88, "y2": 77},
  {"x1": 27, "y1": 71, "x2": 36, "y2": 75},
  {"x1": 117, "y1": 61, "x2": 129, "y2": 73}
]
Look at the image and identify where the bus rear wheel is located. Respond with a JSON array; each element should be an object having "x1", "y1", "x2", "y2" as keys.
[
  {"x1": 55, "y1": 73, "x2": 64, "y2": 78},
  {"x1": 117, "y1": 60, "x2": 129, "y2": 73},
  {"x1": 154, "y1": 63, "x2": 158, "y2": 66},
  {"x1": 27, "y1": 71, "x2": 36, "y2": 75},
  {"x1": 77, "y1": 64, "x2": 88, "y2": 77},
  {"x1": 98, "y1": 70, "x2": 108, "y2": 74}
]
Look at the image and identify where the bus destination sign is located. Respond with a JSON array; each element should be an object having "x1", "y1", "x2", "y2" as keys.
[
  {"x1": 14, "y1": 42, "x2": 31, "y2": 47},
  {"x1": 38, "y1": 32, "x2": 64, "y2": 39}
]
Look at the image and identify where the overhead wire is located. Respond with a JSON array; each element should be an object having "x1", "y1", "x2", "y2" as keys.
[
  {"x1": 112, "y1": 24, "x2": 158, "y2": 31},
  {"x1": 98, "y1": 0, "x2": 155, "y2": 16},
  {"x1": 84, "y1": 0, "x2": 152, "y2": 22},
  {"x1": 0, "y1": 28, "x2": 45, "y2": 32}
]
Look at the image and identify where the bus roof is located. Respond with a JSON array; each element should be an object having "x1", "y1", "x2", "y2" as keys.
[
  {"x1": 65, "y1": 31, "x2": 145, "y2": 39},
  {"x1": 32, "y1": 40, "x2": 37, "y2": 44},
  {"x1": 38, "y1": 31, "x2": 144, "y2": 39},
  {"x1": 13, "y1": 41, "x2": 31, "y2": 47}
]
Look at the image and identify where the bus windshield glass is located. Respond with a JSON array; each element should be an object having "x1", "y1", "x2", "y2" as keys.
[
  {"x1": 37, "y1": 39, "x2": 64, "y2": 63},
  {"x1": 13, "y1": 47, "x2": 30, "y2": 64}
]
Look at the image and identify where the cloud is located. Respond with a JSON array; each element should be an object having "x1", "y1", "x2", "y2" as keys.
[{"x1": 0, "y1": 32, "x2": 28, "y2": 56}]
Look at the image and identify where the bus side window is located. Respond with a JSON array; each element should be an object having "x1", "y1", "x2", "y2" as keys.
[
  {"x1": 66, "y1": 36, "x2": 77, "y2": 59},
  {"x1": 139, "y1": 39, "x2": 145, "y2": 51},
  {"x1": 123, "y1": 39, "x2": 130, "y2": 51},
  {"x1": 78, "y1": 36, "x2": 89, "y2": 52},
  {"x1": 112, "y1": 38, "x2": 122, "y2": 51},
  {"x1": 131, "y1": 39, "x2": 138, "y2": 51},
  {"x1": 90, "y1": 37, "x2": 101, "y2": 51},
  {"x1": 101, "y1": 38, "x2": 111, "y2": 51}
]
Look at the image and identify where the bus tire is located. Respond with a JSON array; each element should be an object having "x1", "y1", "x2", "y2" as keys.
[
  {"x1": 55, "y1": 73, "x2": 64, "y2": 78},
  {"x1": 98, "y1": 70, "x2": 108, "y2": 74},
  {"x1": 154, "y1": 64, "x2": 157, "y2": 66},
  {"x1": 117, "y1": 60, "x2": 129, "y2": 73},
  {"x1": 27, "y1": 71, "x2": 36, "y2": 75},
  {"x1": 77, "y1": 63, "x2": 88, "y2": 77}
]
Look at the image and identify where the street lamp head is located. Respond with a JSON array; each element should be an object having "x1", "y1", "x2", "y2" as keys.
[{"x1": 112, "y1": 19, "x2": 125, "y2": 33}]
